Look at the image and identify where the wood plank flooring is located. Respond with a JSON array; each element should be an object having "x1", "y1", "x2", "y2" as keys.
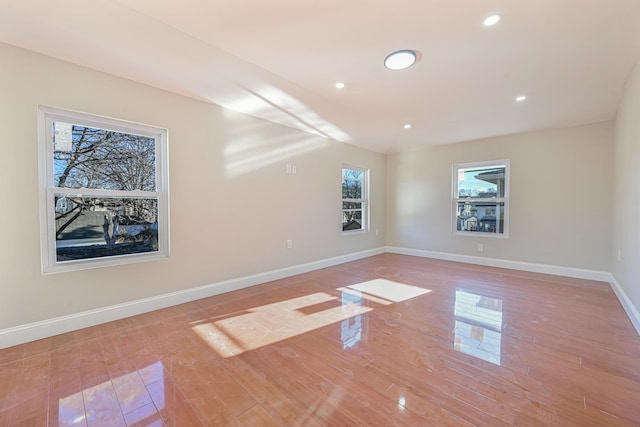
[{"x1": 1, "y1": 253, "x2": 640, "y2": 426}]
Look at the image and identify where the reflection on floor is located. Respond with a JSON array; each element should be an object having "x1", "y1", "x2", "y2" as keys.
[
  {"x1": 1, "y1": 254, "x2": 640, "y2": 426},
  {"x1": 341, "y1": 290, "x2": 366, "y2": 349},
  {"x1": 59, "y1": 361, "x2": 165, "y2": 426},
  {"x1": 454, "y1": 289, "x2": 503, "y2": 365}
]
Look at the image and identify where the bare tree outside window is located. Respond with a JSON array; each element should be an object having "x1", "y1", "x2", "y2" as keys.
[
  {"x1": 342, "y1": 166, "x2": 368, "y2": 232},
  {"x1": 39, "y1": 106, "x2": 169, "y2": 272},
  {"x1": 53, "y1": 124, "x2": 159, "y2": 260}
]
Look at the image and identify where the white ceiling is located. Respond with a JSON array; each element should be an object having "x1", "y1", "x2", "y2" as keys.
[{"x1": 1, "y1": 0, "x2": 639, "y2": 153}]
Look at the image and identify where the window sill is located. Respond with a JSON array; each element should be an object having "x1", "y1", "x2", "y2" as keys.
[
  {"x1": 342, "y1": 229, "x2": 369, "y2": 236},
  {"x1": 454, "y1": 231, "x2": 509, "y2": 239},
  {"x1": 43, "y1": 249, "x2": 169, "y2": 274}
]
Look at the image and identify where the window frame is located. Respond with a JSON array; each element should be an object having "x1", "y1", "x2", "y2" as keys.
[
  {"x1": 38, "y1": 105, "x2": 170, "y2": 273},
  {"x1": 341, "y1": 164, "x2": 369, "y2": 234},
  {"x1": 452, "y1": 160, "x2": 510, "y2": 238}
]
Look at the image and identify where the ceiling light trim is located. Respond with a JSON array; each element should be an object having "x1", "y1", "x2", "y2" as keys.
[{"x1": 384, "y1": 50, "x2": 417, "y2": 71}]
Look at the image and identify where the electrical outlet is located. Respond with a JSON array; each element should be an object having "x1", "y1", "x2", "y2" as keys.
[
  {"x1": 477, "y1": 243, "x2": 484, "y2": 252},
  {"x1": 287, "y1": 240, "x2": 292, "y2": 249}
]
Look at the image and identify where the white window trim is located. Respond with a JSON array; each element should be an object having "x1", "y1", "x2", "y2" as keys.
[
  {"x1": 452, "y1": 159, "x2": 510, "y2": 238},
  {"x1": 342, "y1": 164, "x2": 369, "y2": 235},
  {"x1": 38, "y1": 105, "x2": 170, "y2": 273}
]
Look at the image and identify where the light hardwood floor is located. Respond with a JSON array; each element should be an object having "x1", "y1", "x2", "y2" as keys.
[{"x1": 1, "y1": 253, "x2": 640, "y2": 426}]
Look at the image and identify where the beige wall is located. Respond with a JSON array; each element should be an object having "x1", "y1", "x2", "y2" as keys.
[
  {"x1": 0, "y1": 40, "x2": 630, "y2": 336},
  {"x1": 0, "y1": 43, "x2": 386, "y2": 330},
  {"x1": 386, "y1": 122, "x2": 613, "y2": 270},
  {"x1": 612, "y1": 60, "x2": 640, "y2": 312}
]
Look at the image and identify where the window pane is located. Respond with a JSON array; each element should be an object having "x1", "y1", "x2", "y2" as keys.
[
  {"x1": 341, "y1": 166, "x2": 368, "y2": 233},
  {"x1": 342, "y1": 202, "x2": 363, "y2": 231},
  {"x1": 457, "y1": 165, "x2": 506, "y2": 198},
  {"x1": 342, "y1": 169, "x2": 363, "y2": 199},
  {"x1": 456, "y1": 201, "x2": 505, "y2": 234},
  {"x1": 53, "y1": 122, "x2": 156, "y2": 191},
  {"x1": 343, "y1": 168, "x2": 363, "y2": 181},
  {"x1": 342, "y1": 209, "x2": 363, "y2": 231},
  {"x1": 55, "y1": 196, "x2": 159, "y2": 261}
]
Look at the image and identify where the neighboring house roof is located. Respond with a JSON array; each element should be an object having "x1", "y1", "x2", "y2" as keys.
[
  {"x1": 475, "y1": 169, "x2": 505, "y2": 185},
  {"x1": 343, "y1": 220, "x2": 363, "y2": 231}
]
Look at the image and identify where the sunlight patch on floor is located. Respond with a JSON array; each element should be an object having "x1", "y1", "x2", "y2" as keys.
[
  {"x1": 193, "y1": 291, "x2": 372, "y2": 357},
  {"x1": 192, "y1": 279, "x2": 432, "y2": 358},
  {"x1": 348, "y1": 279, "x2": 432, "y2": 302}
]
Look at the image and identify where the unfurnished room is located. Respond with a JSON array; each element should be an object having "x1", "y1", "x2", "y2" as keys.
[{"x1": 1, "y1": 1, "x2": 640, "y2": 425}]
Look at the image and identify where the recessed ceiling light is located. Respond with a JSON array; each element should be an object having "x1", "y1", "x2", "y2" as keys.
[
  {"x1": 335, "y1": 82, "x2": 345, "y2": 89},
  {"x1": 516, "y1": 95, "x2": 527, "y2": 102},
  {"x1": 483, "y1": 14, "x2": 502, "y2": 26},
  {"x1": 384, "y1": 50, "x2": 417, "y2": 70},
  {"x1": 404, "y1": 124, "x2": 412, "y2": 129}
]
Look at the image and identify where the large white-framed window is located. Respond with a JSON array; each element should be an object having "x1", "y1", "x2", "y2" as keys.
[
  {"x1": 342, "y1": 165, "x2": 369, "y2": 233},
  {"x1": 38, "y1": 106, "x2": 170, "y2": 273},
  {"x1": 453, "y1": 160, "x2": 509, "y2": 237}
]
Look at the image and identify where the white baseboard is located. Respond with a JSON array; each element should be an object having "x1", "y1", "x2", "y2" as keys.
[
  {"x1": 0, "y1": 247, "x2": 385, "y2": 350},
  {"x1": 608, "y1": 274, "x2": 640, "y2": 335},
  {"x1": 385, "y1": 246, "x2": 612, "y2": 282},
  {"x1": 386, "y1": 246, "x2": 640, "y2": 336},
  {"x1": 2, "y1": 246, "x2": 637, "y2": 350}
]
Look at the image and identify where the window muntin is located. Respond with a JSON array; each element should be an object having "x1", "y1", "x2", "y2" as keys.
[
  {"x1": 39, "y1": 106, "x2": 169, "y2": 272},
  {"x1": 342, "y1": 166, "x2": 368, "y2": 232},
  {"x1": 453, "y1": 161, "x2": 509, "y2": 237}
]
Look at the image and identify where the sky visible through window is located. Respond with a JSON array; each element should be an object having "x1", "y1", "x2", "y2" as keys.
[{"x1": 457, "y1": 167, "x2": 502, "y2": 197}]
